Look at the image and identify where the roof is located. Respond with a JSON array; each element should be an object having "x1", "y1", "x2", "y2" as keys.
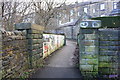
[
  {"x1": 59, "y1": 19, "x2": 78, "y2": 28},
  {"x1": 58, "y1": 13, "x2": 92, "y2": 28},
  {"x1": 58, "y1": 0, "x2": 104, "y2": 10}
]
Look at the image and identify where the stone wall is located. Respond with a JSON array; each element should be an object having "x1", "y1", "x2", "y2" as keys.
[
  {"x1": 78, "y1": 17, "x2": 120, "y2": 78},
  {"x1": 1, "y1": 30, "x2": 28, "y2": 78},
  {"x1": 0, "y1": 23, "x2": 66, "y2": 79},
  {"x1": 99, "y1": 29, "x2": 120, "y2": 78},
  {"x1": 0, "y1": 23, "x2": 45, "y2": 78}
]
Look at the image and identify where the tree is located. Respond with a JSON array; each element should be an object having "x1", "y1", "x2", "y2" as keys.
[
  {"x1": 32, "y1": 0, "x2": 66, "y2": 30},
  {"x1": 2, "y1": 0, "x2": 32, "y2": 31},
  {"x1": 1, "y1": 0, "x2": 66, "y2": 31}
]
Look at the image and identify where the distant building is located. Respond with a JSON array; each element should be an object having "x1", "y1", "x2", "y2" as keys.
[
  {"x1": 56, "y1": 0, "x2": 120, "y2": 39},
  {"x1": 109, "y1": 1, "x2": 120, "y2": 16}
]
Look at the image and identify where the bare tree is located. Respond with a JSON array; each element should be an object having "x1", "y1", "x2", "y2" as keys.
[
  {"x1": 1, "y1": 0, "x2": 66, "y2": 31},
  {"x1": 2, "y1": 0, "x2": 32, "y2": 31},
  {"x1": 32, "y1": 0, "x2": 66, "y2": 30}
]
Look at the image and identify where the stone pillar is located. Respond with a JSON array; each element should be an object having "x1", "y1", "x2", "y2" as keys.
[
  {"x1": 79, "y1": 20, "x2": 101, "y2": 78},
  {"x1": 15, "y1": 23, "x2": 44, "y2": 69}
]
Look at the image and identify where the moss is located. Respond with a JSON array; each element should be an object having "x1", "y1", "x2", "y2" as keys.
[
  {"x1": 94, "y1": 65, "x2": 98, "y2": 72},
  {"x1": 87, "y1": 59, "x2": 98, "y2": 65},
  {"x1": 80, "y1": 65, "x2": 93, "y2": 71},
  {"x1": 109, "y1": 69, "x2": 118, "y2": 74},
  {"x1": 82, "y1": 72, "x2": 98, "y2": 78},
  {"x1": 85, "y1": 46, "x2": 95, "y2": 52},
  {"x1": 82, "y1": 54, "x2": 97, "y2": 59},
  {"x1": 99, "y1": 62, "x2": 112, "y2": 68}
]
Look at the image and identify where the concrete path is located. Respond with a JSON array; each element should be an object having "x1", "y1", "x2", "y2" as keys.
[{"x1": 31, "y1": 40, "x2": 82, "y2": 78}]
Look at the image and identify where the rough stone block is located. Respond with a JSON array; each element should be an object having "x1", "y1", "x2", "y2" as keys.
[
  {"x1": 84, "y1": 34, "x2": 96, "y2": 40},
  {"x1": 82, "y1": 54, "x2": 97, "y2": 59},
  {"x1": 80, "y1": 65, "x2": 93, "y2": 71},
  {"x1": 80, "y1": 59, "x2": 98, "y2": 65},
  {"x1": 99, "y1": 51, "x2": 119, "y2": 56},
  {"x1": 82, "y1": 40, "x2": 95, "y2": 46},
  {"x1": 99, "y1": 68, "x2": 109, "y2": 75},
  {"x1": 99, "y1": 62, "x2": 112, "y2": 68},
  {"x1": 87, "y1": 59, "x2": 98, "y2": 65},
  {"x1": 85, "y1": 46, "x2": 95, "y2": 52},
  {"x1": 109, "y1": 69, "x2": 118, "y2": 74},
  {"x1": 27, "y1": 29, "x2": 42, "y2": 34}
]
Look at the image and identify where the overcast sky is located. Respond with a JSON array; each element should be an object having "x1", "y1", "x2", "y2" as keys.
[
  {"x1": 1, "y1": 0, "x2": 91, "y2": 2},
  {"x1": 66, "y1": 0, "x2": 91, "y2": 3}
]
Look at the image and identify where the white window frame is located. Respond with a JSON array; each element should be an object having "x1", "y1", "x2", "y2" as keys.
[
  {"x1": 84, "y1": 7, "x2": 88, "y2": 13},
  {"x1": 70, "y1": 9, "x2": 74, "y2": 16},
  {"x1": 78, "y1": 12, "x2": 80, "y2": 16},
  {"x1": 70, "y1": 18, "x2": 74, "y2": 22},
  {"x1": 93, "y1": 9, "x2": 95, "y2": 13},
  {"x1": 59, "y1": 21, "x2": 62, "y2": 25},
  {"x1": 113, "y1": 2, "x2": 117, "y2": 9},
  {"x1": 100, "y1": 3, "x2": 105, "y2": 10}
]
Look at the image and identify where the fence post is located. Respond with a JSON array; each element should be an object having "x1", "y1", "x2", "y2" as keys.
[{"x1": 79, "y1": 20, "x2": 101, "y2": 78}]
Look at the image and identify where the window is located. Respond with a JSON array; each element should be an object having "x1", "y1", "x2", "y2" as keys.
[
  {"x1": 70, "y1": 19, "x2": 73, "y2": 22},
  {"x1": 70, "y1": 10, "x2": 74, "y2": 16},
  {"x1": 84, "y1": 7, "x2": 88, "y2": 13},
  {"x1": 78, "y1": 12, "x2": 80, "y2": 16},
  {"x1": 93, "y1": 9, "x2": 95, "y2": 13},
  {"x1": 100, "y1": 3, "x2": 105, "y2": 10},
  {"x1": 59, "y1": 21, "x2": 62, "y2": 25},
  {"x1": 113, "y1": 2, "x2": 117, "y2": 9}
]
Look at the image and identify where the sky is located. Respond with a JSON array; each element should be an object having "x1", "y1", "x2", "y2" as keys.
[
  {"x1": 66, "y1": 0, "x2": 91, "y2": 3},
  {"x1": 61, "y1": 0, "x2": 91, "y2": 4},
  {"x1": 1, "y1": 0, "x2": 91, "y2": 3}
]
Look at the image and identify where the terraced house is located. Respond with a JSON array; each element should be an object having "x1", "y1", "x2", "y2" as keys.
[{"x1": 56, "y1": 0, "x2": 120, "y2": 39}]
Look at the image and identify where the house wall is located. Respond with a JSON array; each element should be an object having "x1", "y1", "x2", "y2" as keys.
[{"x1": 57, "y1": 0, "x2": 119, "y2": 40}]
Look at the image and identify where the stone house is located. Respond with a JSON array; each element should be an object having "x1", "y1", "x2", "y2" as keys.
[{"x1": 56, "y1": 0, "x2": 120, "y2": 39}]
